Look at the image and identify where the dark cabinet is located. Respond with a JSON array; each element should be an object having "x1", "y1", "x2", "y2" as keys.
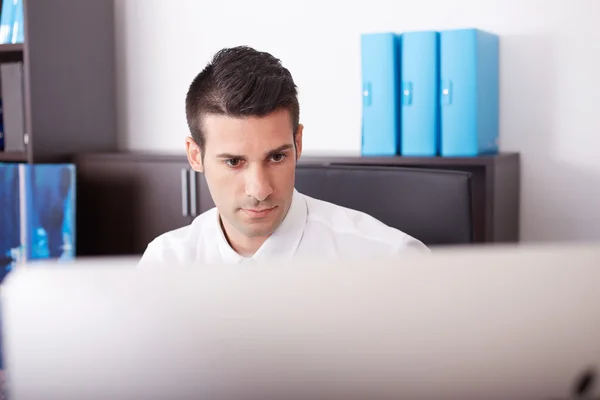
[
  {"x1": 76, "y1": 154, "x2": 200, "y2": 256},
  {"x1": 299, "y1": 153, "x2": 520, "y2": 243},
  {"x1": 74, "y1": 152, "x2": 520, "y2": 256}
]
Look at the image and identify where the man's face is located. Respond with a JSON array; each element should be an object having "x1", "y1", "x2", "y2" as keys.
[{"x1": 186, "y1": 108, "x2": 303, "y2": 240}]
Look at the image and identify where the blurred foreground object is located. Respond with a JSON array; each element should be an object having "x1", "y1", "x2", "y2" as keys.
[{"x1": 2, "y1": 243, "x2": 600, "y2": 400}]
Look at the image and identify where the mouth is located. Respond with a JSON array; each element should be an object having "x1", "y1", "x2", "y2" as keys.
[{"x1": 242, "y1": 206, "x2": 276, "y2": 218}]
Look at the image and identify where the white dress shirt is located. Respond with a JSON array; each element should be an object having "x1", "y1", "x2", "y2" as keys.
[{"x1": 138, "y1": 189, "x2": 429, "y2": 265}]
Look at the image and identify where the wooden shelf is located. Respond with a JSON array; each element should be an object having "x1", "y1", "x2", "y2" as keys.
[{"x1": 0, "y1": 151, "x2": 28, "y2": 162}]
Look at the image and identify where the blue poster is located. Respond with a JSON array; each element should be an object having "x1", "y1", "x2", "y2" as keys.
[
  {"x1": 24, "y1": 164, "x2": 76, "y2": 261},
  {"x1": 0, "y1": 164, "x2": 20, "y2": 282},
  {"x1": 0, "y1": 163, "x2": 76, "y2": 282}
]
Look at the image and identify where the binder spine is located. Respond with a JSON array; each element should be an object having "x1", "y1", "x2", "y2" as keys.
[
  {"x1": 440, "y1": 28, "x2": 499, "y2": 156},
  {"x1": 400, "y1": 31, "x2": 440, "y2": 156},
  {"x1": 440, "y1": 29, "x2": 478, "y2": 156},
  {"x1": 476, "y1": 30, "x2": 499, "y2": 155},
  {"x1": 360, "y1": 32, "x2": 401, "y2": 156}
]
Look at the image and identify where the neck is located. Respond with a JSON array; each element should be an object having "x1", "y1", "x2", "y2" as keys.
[{"x1": 219, "y1": 217, "x2": 268, "y2": 257}]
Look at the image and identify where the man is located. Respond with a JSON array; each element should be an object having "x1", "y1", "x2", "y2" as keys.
[{"x1": 139, "y1": 46, "x2": 428, "y2": 265}]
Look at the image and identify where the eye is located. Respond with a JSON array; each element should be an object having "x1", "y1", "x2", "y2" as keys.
[
  {"x1": 225, "y1": 158, "x2": 243, "y2": 168},
  {"x1": 270, "y1": 153, "x2": 286, "y2": 163}
]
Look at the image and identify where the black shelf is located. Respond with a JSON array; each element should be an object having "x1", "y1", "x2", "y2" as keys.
[
  {"x1": 0, "y1": 151, "x2": 28, "y2": 162},
  {"x1": 0, "y1": 43, "x2": 24, "y2": 62},
  {"x1": 298, "y1": 153, "x2": 518, "y2": 167}
]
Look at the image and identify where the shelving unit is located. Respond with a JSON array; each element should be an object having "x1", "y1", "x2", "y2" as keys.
[{"x1": 0, "y1": 0, "x2": 118, "y2": 163}]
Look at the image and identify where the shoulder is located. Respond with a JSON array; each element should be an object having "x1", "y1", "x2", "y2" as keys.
[
  {"x1": 137, "y1": 208, "x2": 218, "y2": 265},
  {"x1": 301, "y1": 193, "x2": 429, "y2": 254}
]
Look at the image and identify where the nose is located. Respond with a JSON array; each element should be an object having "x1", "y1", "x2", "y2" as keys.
[{"x1": 244, "y1": 164, "x2": 273, "y2": 202}]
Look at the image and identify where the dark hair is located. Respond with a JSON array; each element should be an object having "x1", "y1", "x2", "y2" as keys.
[{"x1": 185, "y1": 46, "x2": 300, "y2": 159}]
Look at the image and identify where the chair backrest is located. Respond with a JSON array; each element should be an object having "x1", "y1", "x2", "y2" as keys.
[{"x1": 293, "y1": 164, "x2": 473, "y2": 246}]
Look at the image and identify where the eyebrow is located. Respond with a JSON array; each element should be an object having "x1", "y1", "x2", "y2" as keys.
[
  {"x1": 216, "y1": 144, "x2": 294, "y2": 159},
  {"x1": 265, "y1": 144, "x2": 294, "y2": 158}
]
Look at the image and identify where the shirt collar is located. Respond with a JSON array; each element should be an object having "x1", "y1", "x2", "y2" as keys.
[{"x1": 215, "y1": 189, "x2": 307, "y2": 264}]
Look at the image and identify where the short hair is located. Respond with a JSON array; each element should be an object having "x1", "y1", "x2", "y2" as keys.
[{"x1": 185, "y1": 46, "x2": 300, "y2": 159}]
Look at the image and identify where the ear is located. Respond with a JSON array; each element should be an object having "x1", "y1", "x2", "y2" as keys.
[
  {"x1": 185, "y1": 136, "x2": 204, "y2": 173},
  {"x1": 294, "y1": 123, "x2": 304, "y2": 161}
]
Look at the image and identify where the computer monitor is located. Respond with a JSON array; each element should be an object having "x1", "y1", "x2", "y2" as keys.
[{"x1": 1, "y1": 244, "x2": 600, "y2": 400}]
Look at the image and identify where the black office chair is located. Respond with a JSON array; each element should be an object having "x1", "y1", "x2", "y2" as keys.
[{"x1": 293, "y1": 165, "x2": 473, "y2": 246}]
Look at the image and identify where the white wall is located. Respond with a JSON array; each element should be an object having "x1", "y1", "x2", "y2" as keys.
[{"x1": 114, "y1": 0, "x2": 600, "y2": 243}]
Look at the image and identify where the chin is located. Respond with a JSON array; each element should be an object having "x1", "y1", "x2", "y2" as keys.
[
  {"x1": 241, "y1": 220, "x2": 279, "y2": 238},
  {"x1": 241, "y1": 228, "x2": 274, "y2": 238}
]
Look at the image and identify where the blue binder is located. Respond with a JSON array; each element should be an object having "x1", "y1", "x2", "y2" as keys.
[
  {"x1": 440, "y1": 28, "x2": 499, "y2": 156},
  {"x1": 400, "y1": 31, "x2": 440, "y2": 156},
  {"x1": 361, "y1": 32, "x2": 401, "y2": 156}
]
